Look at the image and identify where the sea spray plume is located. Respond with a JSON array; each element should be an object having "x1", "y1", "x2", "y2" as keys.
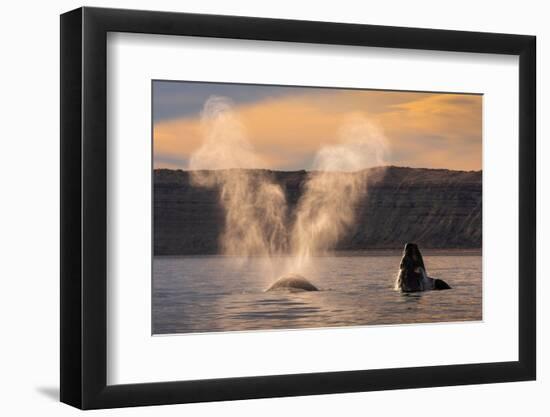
[
  {"x1": 291, "y1": 116, "x2": 388, "y2": 271},
  {"x1": 188, "y1": 100, "x2": 387, "y2": 289},
  {"x1": 188, "y1": 96, "x2": 288, "y2": 257}
]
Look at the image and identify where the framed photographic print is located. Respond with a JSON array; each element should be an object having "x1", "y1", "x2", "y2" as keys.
[{"x1": 60, "y1": 6, "x2": 536, "y2": 409}]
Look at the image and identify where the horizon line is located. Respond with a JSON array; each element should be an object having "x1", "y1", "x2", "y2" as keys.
[{"x1": 153, "y1": 165, "x2": 483, "y2": 174}]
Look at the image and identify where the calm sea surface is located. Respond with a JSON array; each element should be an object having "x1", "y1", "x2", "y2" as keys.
[{"x1": 152, "y1": 254, "x2": 482, "y2": 334}]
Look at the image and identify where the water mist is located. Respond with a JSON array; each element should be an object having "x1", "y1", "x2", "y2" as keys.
[
  {"x1": 189, "y1": 96, "x2": 288, "y2": 262},
  {"x1": 188, "y1": 98, "x2": 387, "y2": 291},
  {"x1": 291, "y1": 116, "x2": 388, "y2": 273}
]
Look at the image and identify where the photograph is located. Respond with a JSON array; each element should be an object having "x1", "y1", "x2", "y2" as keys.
[
  {"x1": 53, "y1": 3, "x2": 539, "y2": 412},
  {"x1": 152, "y1": 81, "x2": 483, "y2": 335}
]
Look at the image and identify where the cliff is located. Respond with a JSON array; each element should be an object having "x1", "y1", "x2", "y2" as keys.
[{"x1": 154, "y1": 166, "x2": 482, "y2": 255}]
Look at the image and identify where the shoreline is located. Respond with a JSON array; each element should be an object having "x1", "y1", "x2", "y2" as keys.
[{"x1": 154, "y1": 248, "x2": 482, "y2": 258}]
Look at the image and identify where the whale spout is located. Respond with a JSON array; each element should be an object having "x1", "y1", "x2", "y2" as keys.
[{"x1": 266, "y1": 274, "x2": 319, "y2": 292}]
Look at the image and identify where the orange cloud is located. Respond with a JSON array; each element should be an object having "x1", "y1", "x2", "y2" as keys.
[{"x1": 153, "y1": 90, "x2": 482, "y2": 171}]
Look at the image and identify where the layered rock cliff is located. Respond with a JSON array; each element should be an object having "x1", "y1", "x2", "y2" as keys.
[{"x1": 154, "y1": 166, "x2": 481, "y2": 255}]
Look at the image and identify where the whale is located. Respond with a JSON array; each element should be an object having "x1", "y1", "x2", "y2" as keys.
[
  {"x1": 395, "y1": 243, "x2": 452, "y2": 292},
  {"x1": 395, "y1": 268, "x2": 452, "y2": 292},
  {"x1": 266, "y1": 274, "x2": 319, "y2": 292},
  {"x1": 395, "y1": 269, "x2": 451, "y2": 292}
]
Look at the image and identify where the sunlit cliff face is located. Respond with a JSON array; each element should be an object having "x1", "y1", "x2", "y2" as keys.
[{"x1": 188, "y1": 96, "x2": 388, "y2": 278}]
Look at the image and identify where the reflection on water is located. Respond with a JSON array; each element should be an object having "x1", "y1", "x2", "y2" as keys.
[{"x1": 152, "y1": 254, "x2": 482, "y2": 334}]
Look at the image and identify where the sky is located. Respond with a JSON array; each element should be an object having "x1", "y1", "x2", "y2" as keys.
[{"x1": 153, "y1": 80, "x2": 482, "y2": 171}]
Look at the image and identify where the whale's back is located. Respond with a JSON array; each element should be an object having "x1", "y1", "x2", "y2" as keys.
[{"x1": 266, "y1": 274, "x2": 319, "y2": 292}]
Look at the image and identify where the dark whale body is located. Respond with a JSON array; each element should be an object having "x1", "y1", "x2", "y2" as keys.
[
  {"x1": 433, "y1": 278, "x2": 452, "y2": 290},
  {"x1": 266, "y1": 274, "x2": 319, "y2": 292},
  {"x1": 395, "y1": 243, "x2": 452, "y2": 292}
]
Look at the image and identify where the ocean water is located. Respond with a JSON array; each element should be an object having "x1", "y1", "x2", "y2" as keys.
[{"x1": 152, "y1": 253, "x2": 482, "y2": 334}]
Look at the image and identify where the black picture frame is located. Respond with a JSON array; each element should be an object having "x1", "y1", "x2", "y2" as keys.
[{"x1": 60, "y1": 6, "x2": 536, "y2": 410}]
